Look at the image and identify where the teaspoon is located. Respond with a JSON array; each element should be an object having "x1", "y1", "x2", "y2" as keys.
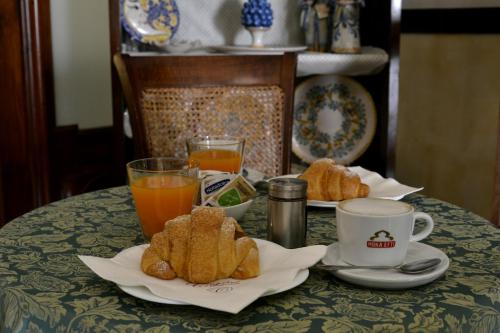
[{"x1": 317, "y1": 258, "x2": 442, "y2": 274}]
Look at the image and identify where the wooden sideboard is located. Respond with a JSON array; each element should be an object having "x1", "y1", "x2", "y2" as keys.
[{"x1": 108, "y1": 0, "x2": 401, "y2": 178}]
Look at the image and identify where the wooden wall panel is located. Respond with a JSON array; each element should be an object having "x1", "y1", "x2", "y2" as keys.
[
  {"x1": 0, "y1": 0, "x2": 53, "y2": 225},
  {"x1": 51, "y1": 126, "x2": 116, "y2": 199},
  {"x1": 399, "y1": 8, "x2": 500, "y2": 223},
  {"x1": 109, "y1": 0, "x2": 127, "y2": 184},
  {"x1": 491, "y1": 99, "x2": 500, "y2": 227}
]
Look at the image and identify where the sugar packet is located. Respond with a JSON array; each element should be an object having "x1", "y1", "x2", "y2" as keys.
[{"x1": 201, "y1": 173, "x2": 256, "y2": 207}]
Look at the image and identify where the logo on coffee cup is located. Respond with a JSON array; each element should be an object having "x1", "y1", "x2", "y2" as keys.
[{"x1": 366, "y1": 230, "x2": 396, "y2": 248}]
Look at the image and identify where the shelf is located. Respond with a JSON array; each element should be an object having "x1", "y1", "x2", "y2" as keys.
[
  {"x1": 297, "y1": 47, "x2": 388, "y2": 77},
  {"x1": 123, "y1": 46, "x2": 388, "y2": 78}
]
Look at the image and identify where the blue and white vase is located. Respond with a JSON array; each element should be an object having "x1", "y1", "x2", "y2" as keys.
[
  {"x1": 331, "y1": 0, "x2": 361, "y2": 54},
  {"x1": 300, "y1": 0, "x2": 331, "y2": 52},
  {"x1": 241, "y1": 0, "x2": 274, "y2": 47}
]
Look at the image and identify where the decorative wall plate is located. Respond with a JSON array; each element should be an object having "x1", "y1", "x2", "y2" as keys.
[
  {"x1": 121, "y1": 0, "x2": 180, "y2": 44},
  {"x1": 292, "y1": 75, "x2": 376, "y2": 165}
]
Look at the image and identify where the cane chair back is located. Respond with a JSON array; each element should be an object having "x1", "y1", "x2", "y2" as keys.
[{"x1": 113, "y1": 53, "x2": 297, "y2": 176}]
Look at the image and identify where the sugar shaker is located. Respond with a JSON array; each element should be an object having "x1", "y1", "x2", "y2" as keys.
[{"x1": 267, "y1": 178, "x2": 308, "y2": 248}]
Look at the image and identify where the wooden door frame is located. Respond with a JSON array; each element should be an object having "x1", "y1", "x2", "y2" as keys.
[
  {"x1": 492, "y1": 101, "x2": 500, "y2": 227},
  {"x1": 109, "y1": 0, "x2": 127, "y2": 184},
  {"x1": 0, "y1": 0, "x2": 54, "y2": 224}
]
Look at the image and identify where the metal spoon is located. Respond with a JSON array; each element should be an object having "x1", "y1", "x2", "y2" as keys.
[{"x1": 317, "y1": 258, "x2": 442, "y2": 274}]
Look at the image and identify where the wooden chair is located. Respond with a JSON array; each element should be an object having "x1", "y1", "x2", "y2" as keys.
[{"x1": 113, "y1": 53, "x2": 297, "y2": 177}]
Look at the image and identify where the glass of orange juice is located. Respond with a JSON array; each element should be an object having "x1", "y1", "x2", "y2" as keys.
[
  {"x1": 187, "y1": 136, "x2": 245, "y2": 174},
  {"x1": 127, "y1": 157, "x2": 199, "y2": 241}
]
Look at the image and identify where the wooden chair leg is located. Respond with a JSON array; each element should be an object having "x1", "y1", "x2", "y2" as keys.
[
  {"x1": 492, "y1": 198, "x2": 500, "y2": 227},
  {"x1": 492, "y1": 102, "x2": 500, "y2": 227}
]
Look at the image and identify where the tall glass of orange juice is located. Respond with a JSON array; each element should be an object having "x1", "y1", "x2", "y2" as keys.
[
  {"x1": 127, "y1": 158, "x2": 199, "y2": 241},
  {"x1": 187, "y1": 136, "x2": 245, "y2": 174}
]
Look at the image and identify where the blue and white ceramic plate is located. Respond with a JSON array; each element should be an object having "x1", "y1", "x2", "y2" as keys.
[
  {"x1": 121, "y1": 0, "x2": 180, "y2": 45},
  {"x1": 292, "y1": 75, "x2": 376, "y2": 165}
]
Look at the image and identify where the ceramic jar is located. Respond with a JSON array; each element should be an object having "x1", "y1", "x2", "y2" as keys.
[
  {"x1": 331, "y1": 0, "x2": 361, "y2": 54},
  {"x1": 300, "y1": 0, "x2": 331, "y2": 52},
  {"x1": 241, "y1": 0, "x2": 274, "y2": 47}
]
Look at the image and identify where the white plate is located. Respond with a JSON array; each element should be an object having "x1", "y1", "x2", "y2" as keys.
[
  {"x1": 272, "y1": 166, "x2": 423, "y2": 208},
  {"x1": 293, "y1": 75, "x2": 376, "y2": 165},
  {"x1": 322, "y1": 242, "x2": 449, "y2": 289},
  {"x1": 119, "y1": 269, "x2": 309, "y2": 305},
  {"x1": 212, "y1": 45, "x2": 307, "y2": 55},
  {"x1": 114, "y1": 239, "x2": 312, "y2": 305},
  {"x1": 121, "y1": 0, "x2": 179, "y2": 44}
]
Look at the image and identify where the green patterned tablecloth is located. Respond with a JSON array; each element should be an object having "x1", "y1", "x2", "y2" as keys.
[{"x1": 0, "y1": 187, "x2": 499, "y2": 332}]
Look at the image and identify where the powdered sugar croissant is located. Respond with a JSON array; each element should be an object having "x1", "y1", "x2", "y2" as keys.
[
  {"x1": 298, "y1": 158, "x2": 369, "y2": 201},
  {"x1": 141, "y1": 206, "x2": 260, "y2": 284}
]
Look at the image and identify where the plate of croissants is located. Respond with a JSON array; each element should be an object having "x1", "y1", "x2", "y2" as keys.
[
  {"x1": 79, "y1": 206, "x2": 326, "y2": 313},
  {"x1": 119, "y1": 241, "x2": 310, "y2": 306},
  {"x1": 274, "y1": 158, "x2": 423, "y2": 208}
]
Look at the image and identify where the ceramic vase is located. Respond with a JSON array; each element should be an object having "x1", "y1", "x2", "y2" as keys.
[
  {"x1": 241, "y1": 0, "x2": 273, "y2": 48},
  {"x1": 331, "y1": 0, "x2": 361, "y2": 54},
  {"x1": 247, "y1": 27, "x2": 269, "y2": 48},
  {"x1": 300, "y1": 0, "x2": 331, "y2": 52}
]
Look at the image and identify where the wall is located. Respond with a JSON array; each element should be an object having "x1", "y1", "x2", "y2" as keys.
[
  {"x1": 396, "y1": 34, "x2": 500, "y2": 219},
  {"x1": 171, "y1": 0, "x2": 301, "y2": 47},
  {"x1": 50, "y1": 0, "x2": 112, "y2": 129}
]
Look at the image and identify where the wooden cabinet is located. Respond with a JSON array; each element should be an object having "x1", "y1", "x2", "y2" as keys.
[
  {"x1": 356, "y1": 1, "x2": 401, "y2": 177},
  {"x1": 108, "y1": 0, "x2": 400, "y2": 178}
]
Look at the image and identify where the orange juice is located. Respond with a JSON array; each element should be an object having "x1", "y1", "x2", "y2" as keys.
[
  {"x1": 130, "y1": 174, "x2": 198, "y2": 238},
  {"x1": 189, "y1": 149, "x2": 242, "y2": 173}
]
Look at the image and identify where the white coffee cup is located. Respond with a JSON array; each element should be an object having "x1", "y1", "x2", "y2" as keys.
[{"x1": 336, "y1": 198, "x2": 434, "y2": 266}]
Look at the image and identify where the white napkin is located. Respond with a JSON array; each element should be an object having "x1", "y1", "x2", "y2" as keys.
[
  {"x1": 79, "y1": 239, "x2": 326, "y2": 314},
  {"x1": 351, "y1": 166, "x2": 424, "y2": 200}
]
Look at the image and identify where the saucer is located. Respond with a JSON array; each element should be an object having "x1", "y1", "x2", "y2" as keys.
[{"x1": 321, "y1": 242, "x2": 449, "y2": 289}]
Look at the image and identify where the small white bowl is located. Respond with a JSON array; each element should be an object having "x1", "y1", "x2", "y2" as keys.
[{"x1": 223, "y1": 199, "x2": 254, "y2": 221}]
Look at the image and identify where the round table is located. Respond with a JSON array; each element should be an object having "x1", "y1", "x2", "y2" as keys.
[{"x1": 0, "y1": 187, "x2": 499, "y2": 332}]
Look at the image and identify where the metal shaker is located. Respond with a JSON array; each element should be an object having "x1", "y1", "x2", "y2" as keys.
[{"x1": 267, "y1": 178, "x2": 308, "y2": 248}]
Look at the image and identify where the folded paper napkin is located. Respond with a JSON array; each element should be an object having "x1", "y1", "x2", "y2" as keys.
[
  {"x1": 350, "y1": 166, "x2": 424, "y2": 200},
  {"x1": 79, "y1": 239, "x2": 327, "y2": 314}
]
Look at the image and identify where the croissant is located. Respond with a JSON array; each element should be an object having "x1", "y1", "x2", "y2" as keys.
[
  {"x1": 298, "y1": 158, "x2": 369, "y2": 201},
  {"x1": 141, "y1": 206, "x2": 260, "y2": 284}
]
